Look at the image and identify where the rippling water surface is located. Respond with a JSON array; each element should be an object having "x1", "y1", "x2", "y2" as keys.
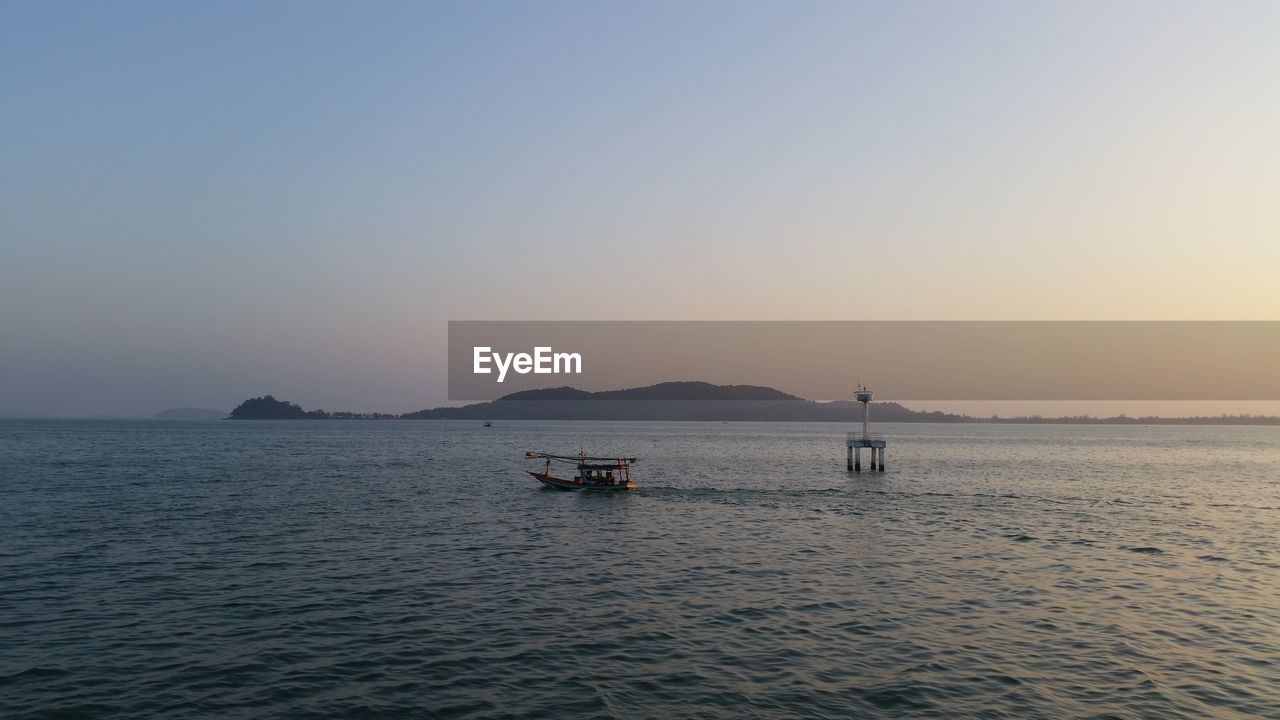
[{"x1": 2, "y1": 420, "x2": 1278, "y2": 718}]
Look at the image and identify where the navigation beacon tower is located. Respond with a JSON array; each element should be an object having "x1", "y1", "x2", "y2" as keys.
[{"x1": 846, "y1": 384, "x2": 886, "y2": 472}]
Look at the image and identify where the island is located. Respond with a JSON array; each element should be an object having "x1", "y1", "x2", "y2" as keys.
[{"x1": 229, "y1": 395, "x2": 395, "y2": 420}]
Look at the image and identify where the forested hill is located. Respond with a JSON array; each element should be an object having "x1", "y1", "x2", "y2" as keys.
[
  {"x1": 400, "y1": 382, "x2": 956, "y2": 422},
  {"x1": 229, "y1": 395, "x2": 396, "y2": 420},
  {"x1": 493, "y1": 382, "x2": 802, "y2": 403}
]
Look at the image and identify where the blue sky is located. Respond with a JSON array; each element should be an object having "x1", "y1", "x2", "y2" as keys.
[{"x1": 2, "y1": 1, "x2": 1277, "y2": 415}]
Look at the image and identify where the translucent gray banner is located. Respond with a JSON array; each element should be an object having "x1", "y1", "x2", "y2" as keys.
[{"x1": 448, "y1": 321, "x2": 1280, "y2": 401}]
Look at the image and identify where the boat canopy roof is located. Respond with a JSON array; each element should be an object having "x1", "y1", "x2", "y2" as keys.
[{"x1": 525, "y1": 450, "x2": 638, "y2": 466}]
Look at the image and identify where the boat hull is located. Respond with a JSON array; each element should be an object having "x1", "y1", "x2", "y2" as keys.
[{"x1": 528, "y1": 471, "x2": 636, "y2": 492}]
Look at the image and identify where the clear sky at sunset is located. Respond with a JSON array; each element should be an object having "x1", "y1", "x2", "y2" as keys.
[{"x1": 2, "y1": 1, "x2": 1277, "y2": 416}]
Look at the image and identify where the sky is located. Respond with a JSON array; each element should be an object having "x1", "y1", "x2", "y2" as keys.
[{"x1": 2, "y1": 1, "x2": 1278, "y2": 417}]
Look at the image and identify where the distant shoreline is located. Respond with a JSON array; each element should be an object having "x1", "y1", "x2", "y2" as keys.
[{"x1": 220, "y1": 384, "x2": 1280, "y2": 426}]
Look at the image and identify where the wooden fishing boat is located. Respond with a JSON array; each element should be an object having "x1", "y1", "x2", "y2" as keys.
[{"x1": 524, "y1": 451, "x2": 638, "y2": 491}]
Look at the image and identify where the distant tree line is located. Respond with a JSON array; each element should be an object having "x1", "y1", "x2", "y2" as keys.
[{"x1": 228, "y1": 396, "x2": 397, "y2": 420}]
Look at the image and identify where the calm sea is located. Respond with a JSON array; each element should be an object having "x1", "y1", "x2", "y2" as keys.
[{"x1": 2, "y1": 420, "x2": 1277, "y2": 719}]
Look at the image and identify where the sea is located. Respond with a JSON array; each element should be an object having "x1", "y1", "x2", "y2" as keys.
[{"x1": 1, "y1": 419, "x2": 1277, "y2": 719}]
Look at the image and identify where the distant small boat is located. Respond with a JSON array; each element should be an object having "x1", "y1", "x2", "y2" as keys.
[
  {"x1": 483, "y1": 421, "x2": 492, "y2": 428},
  {"x1": 524, "y1": 451, "x2": 638, "y2": 491}
]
